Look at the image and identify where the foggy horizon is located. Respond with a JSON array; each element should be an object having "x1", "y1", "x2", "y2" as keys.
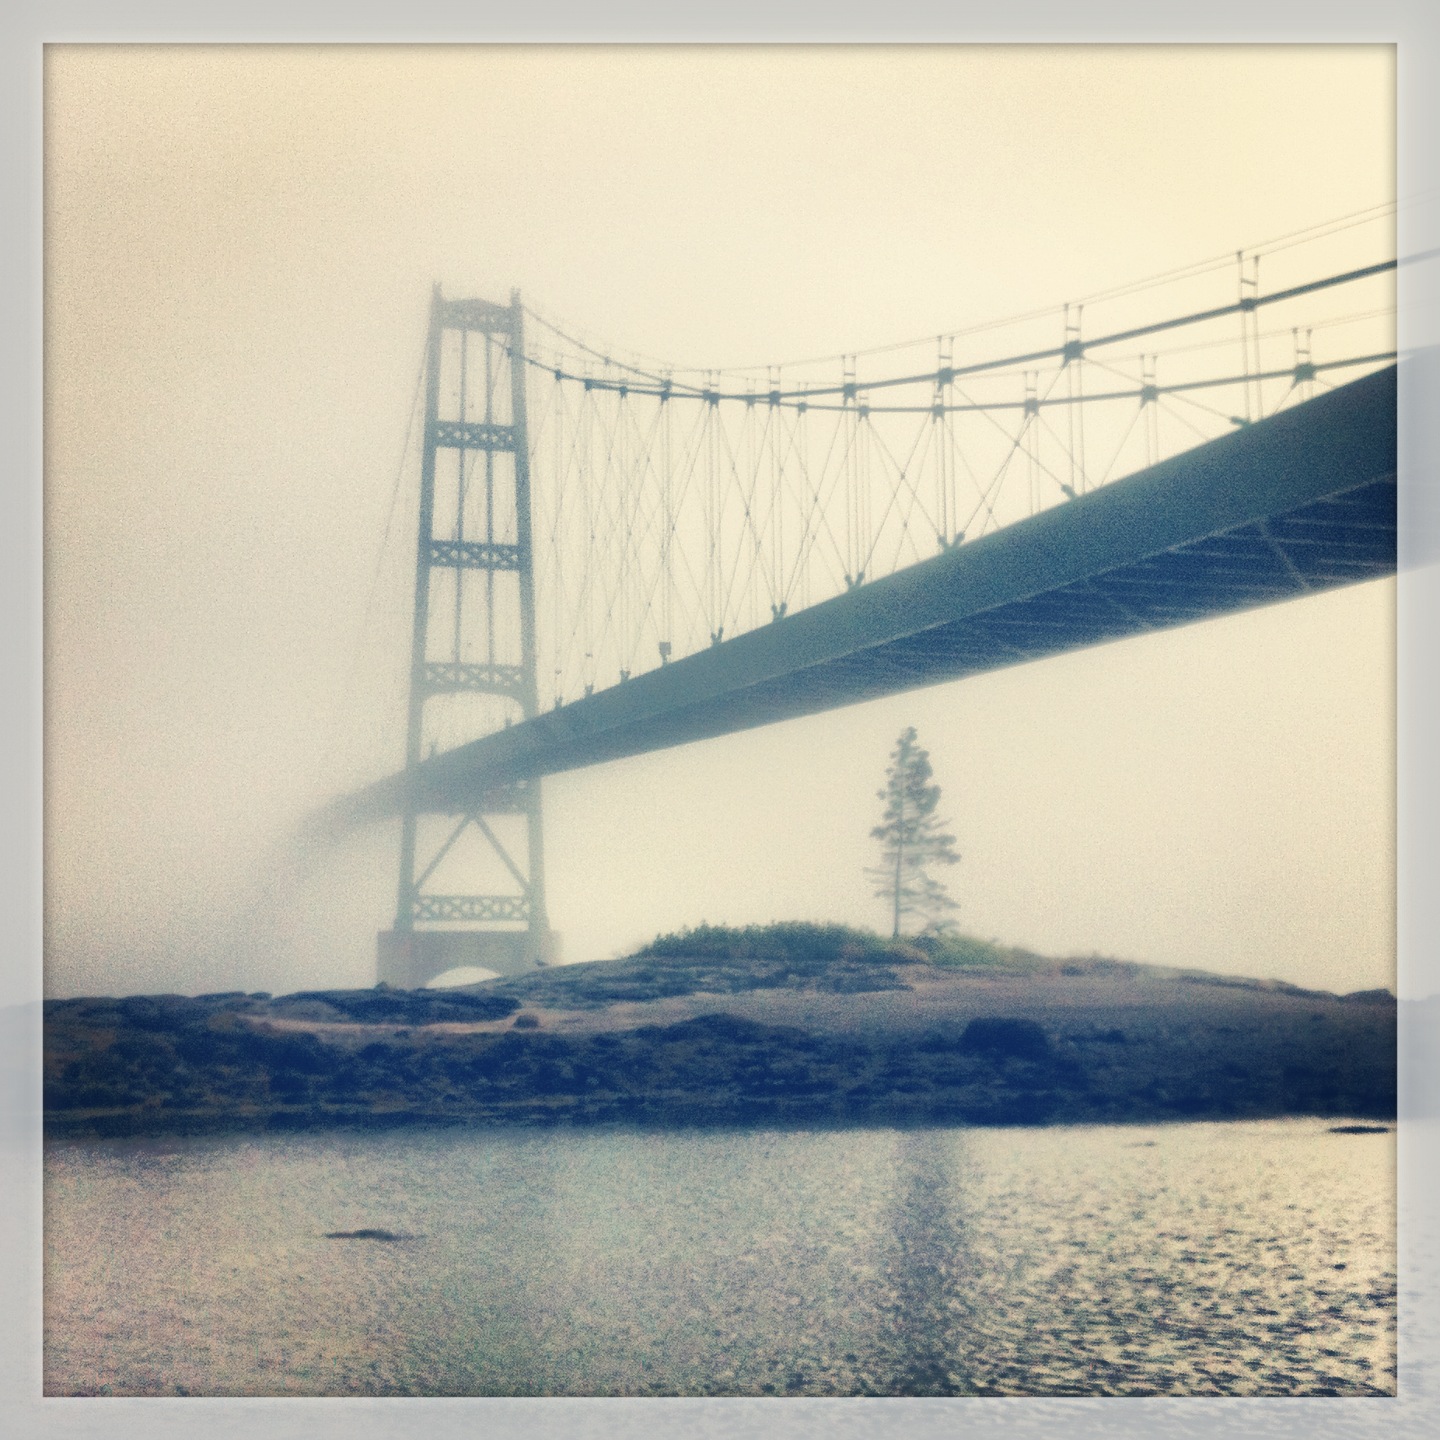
[{"x1": 44, "y1": 44, "x2": 1399, "y2": 1002}]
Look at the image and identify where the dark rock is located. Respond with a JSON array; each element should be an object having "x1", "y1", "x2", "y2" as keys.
[{"x1": 960, "y1": 1017, "x2": 1051, "y2": 1061}]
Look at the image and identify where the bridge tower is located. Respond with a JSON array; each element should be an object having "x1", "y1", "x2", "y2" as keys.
[{"x1": 377, "y1": 287, "x2": 557, "y2": 987}]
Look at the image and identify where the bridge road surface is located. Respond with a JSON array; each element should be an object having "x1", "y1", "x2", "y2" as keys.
[{"x1": 329, "y1": 363, "x2": 1396, "y2": 828}]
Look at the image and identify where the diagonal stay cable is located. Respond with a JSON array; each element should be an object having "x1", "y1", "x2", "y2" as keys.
[
  {"x1": 966, "y1": 364, "x2": 1069, "y2": 532},
  {"x1": 860, "y1": 410, "x2": 937, "y2": 581}
]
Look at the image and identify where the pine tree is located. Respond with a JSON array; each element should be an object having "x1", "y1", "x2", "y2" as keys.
[{"x1": 868, "y1": 727, "x2": 960, "y2": 939}]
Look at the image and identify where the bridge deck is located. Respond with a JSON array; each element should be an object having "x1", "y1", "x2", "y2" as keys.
[{"x1": 336, "y1": 365, "x2": 1395, "y2": 824}]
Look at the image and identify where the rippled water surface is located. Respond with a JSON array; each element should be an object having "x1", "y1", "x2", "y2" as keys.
[{"x1": 44, "y1": 1119, "x2": 1395, "y2": 1396}]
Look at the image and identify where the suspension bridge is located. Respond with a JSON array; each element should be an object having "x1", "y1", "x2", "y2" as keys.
[{"x1": 321, "y1": 225, "x2": 1399, "y2": 986}]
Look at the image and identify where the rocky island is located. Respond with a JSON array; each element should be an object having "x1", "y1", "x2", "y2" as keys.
[{"x1": 43, "y1": 924, "x2": 1396, "y2": 1139}]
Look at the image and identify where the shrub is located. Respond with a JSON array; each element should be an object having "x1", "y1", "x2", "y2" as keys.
[
  {"x1": 920, "y1": 934, "x2": 1027, "y2": 970},
  {"x1": 638, "y1": 922, "x2": 893, "y2": 965}
]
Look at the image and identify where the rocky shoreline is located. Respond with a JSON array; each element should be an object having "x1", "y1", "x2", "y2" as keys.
[{"x1": 44, "y1": 925, "x2": 1396, "y2": 1141}]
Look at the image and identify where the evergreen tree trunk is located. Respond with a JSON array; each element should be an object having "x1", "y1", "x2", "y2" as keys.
[{"x1": 892, "y1": 786, "x2": 904, "y2": 938}]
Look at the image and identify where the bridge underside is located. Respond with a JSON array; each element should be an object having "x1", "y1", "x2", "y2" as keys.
[{"x1": 333, "y1": 365, "x2": 1396, "y2": 826}]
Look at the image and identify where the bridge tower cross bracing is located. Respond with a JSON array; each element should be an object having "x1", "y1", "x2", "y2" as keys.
[{"x1": 379, "y1": 287, "x2": 556, "y2": 988}]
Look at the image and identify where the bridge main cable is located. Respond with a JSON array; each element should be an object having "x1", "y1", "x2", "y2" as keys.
[{"x1": 521, "y1": 258, "x2": 1398, "y2": 405}]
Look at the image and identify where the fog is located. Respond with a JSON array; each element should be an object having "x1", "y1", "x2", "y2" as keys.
[{"x1": 45, "y1": 45, "x2": 1398, "y2": 1000}]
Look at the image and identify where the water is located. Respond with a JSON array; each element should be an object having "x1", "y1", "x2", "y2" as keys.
[{"x1": 43, "y1": 1118, "x2": 1395, "y2": 1397}]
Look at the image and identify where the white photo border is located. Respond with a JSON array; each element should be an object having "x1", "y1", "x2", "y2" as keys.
[{"x1": 4, "y1": 4, "x2": 1436, "y2": 1437}]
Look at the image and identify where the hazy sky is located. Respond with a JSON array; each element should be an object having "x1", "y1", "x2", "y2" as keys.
[{"x1": 45, "y1": 45, "x2": 1399, "y2": 999}]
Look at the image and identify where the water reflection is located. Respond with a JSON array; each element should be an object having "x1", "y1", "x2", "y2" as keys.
[{"x1": 44, "y1": 1119, "x2": 1394, "y2": 1396}]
